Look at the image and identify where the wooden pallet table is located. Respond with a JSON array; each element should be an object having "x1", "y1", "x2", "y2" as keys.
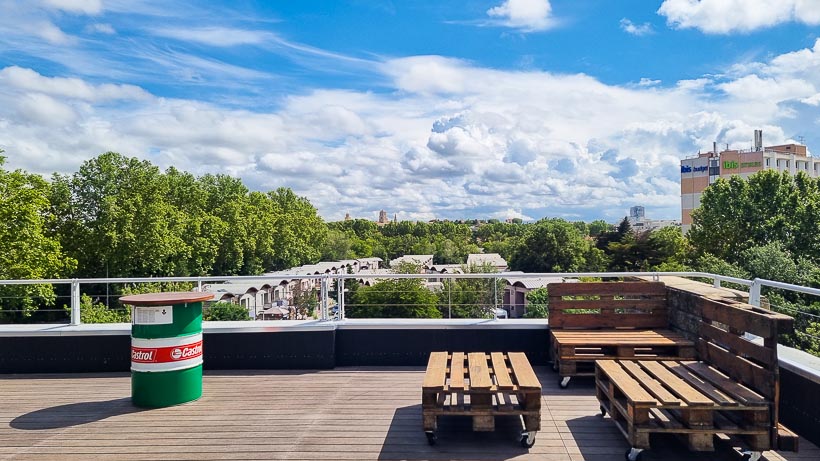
[{"x1": 422, "y1": 351, "x2": 541, "y2": 447}]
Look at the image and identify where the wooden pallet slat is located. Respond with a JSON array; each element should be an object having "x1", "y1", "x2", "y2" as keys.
[
  {"x1": 680, "y1": 361, "x2": 767, "y2": 407},
  {"x1": 422, "y1": 351, "x2": 448, "y2": 390},
  {"x1": 508, "y1": 352, "x2": 540, "y2": 390},
  {"x1": 663, "y1": 361, "x2": 738, "y2": 407},
  {"x1": 449, "y1": 352, "x2": 465, "y2": 391},
  {"x1": 490, "y1": 352, "x2": 514, "y2": 390},
  {"x1": 597, "y1": 360, "x2": 657, "y2": 406},
  {"x1": 638, "y1": 361, "x2": 714, "y2": 406},
  {"x1": 468, "y1": 353, "x2": 492, "y2": 390}
]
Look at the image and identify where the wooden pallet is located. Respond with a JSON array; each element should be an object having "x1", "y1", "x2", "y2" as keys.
[
  {"x1": 595, "y1": 359, "x2": 772, "y2": 453},
  {"x1": 422, "y1": 352, "x2": 541, "y2": 440},
  {"x1": 552, "y1": 329, "x2": 696, "y2": 377}
]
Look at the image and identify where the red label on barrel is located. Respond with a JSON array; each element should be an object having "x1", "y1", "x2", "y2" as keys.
[{"x1": 131, "y1": 341, "x2": 203, "y2": 363}]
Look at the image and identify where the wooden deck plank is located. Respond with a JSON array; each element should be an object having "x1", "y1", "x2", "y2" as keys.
[{"x1": 0, "y1": 368, "x2": 813, "y2": 461}]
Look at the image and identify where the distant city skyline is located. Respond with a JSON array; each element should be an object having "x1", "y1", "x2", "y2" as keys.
[{"x1": 1, "y1": 1, "x2": 819, "y2": 223}]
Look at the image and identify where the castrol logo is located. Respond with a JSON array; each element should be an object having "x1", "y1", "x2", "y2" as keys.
[
  {"x1": 131, "y1": 340, "x2": 202, "y2": 364},
  {"x1": 131, "y1": 348, "x2": 156, "y2": 362},
  {"x1": 170, "y1": 343, "x2": 202, "y2": 361}
]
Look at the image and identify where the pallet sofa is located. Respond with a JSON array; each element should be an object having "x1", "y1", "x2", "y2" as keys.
[
  {"x1": 548, "y1": 281, "x2": 695, "y2": 388},
  {"x1": 594, "y1": 291, "x2": 795, "y2": 460}
]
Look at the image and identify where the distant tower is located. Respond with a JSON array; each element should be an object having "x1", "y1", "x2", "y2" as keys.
[
  {"x1": 393, "y1": 213, "x2": 397, "y2": 223},
  {"x1": 378, "y1": 210, "x2": 389, "y2": 224},
  {"x1": 629, "y1": 206, "x2": 645, "y2": 220},
  {"x1": 344, "y1": 213, "x2": 351, "y2": 221}
]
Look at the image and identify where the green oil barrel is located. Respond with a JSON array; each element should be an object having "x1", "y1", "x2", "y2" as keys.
[{"x1": 120, "y1": 292, "x2": 214, "y2": 408}]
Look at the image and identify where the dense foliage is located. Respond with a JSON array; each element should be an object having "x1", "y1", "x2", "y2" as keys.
[{"x1": 690, "y1": 169, "x2": 820, "y2": 355}]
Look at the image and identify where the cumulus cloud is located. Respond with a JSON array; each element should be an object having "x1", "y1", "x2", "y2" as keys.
[
  {"x1": 486, "y1": 0, "x2": 555, "y2": 32},
  {"x1": 2, "y1": 35, "x2": 820, "y2": 222},
  {"x1": 620, "y1": 18, "x2": 653, "y2": 36},
  {"x1": 658, "y1": 0, "x2": 820, "y2": 34}
]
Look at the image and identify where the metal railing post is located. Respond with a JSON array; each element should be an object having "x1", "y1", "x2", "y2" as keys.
[
  {"x1": 493, "y1": 275, "x2": 498, "y2": 319},
  {"x1": 337, "y1": 276, "x2": 345, "y2": 320},
  {"x1": 320, "y1": 276, "x2": 328, "y2": 320},
  {"x1": 70, "y1": 280, "x2": 81, "y2": 325},
  {"x1": 749, "y1": 278, "x2": 762, "y2": 307},
  {"x1": 713, "y1": 278, "x2": 721, "y2": 288}
]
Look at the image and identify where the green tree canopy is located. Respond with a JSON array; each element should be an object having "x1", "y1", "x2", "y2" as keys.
[{"x1": 0, "y1": 154, "x2": 76, "y2": 321}]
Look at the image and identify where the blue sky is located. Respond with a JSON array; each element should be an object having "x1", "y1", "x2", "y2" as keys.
[{"x1": 1, "y1": 0, "x2": 820, "y2": 223}]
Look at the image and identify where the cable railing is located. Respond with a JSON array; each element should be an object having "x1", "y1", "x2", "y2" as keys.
[
  {"x1": 0, "y1": 271, "x2": 749, "y2": 324},
  {"x1": 2, "y1": 270, "x2": 820, "y2": 358}
]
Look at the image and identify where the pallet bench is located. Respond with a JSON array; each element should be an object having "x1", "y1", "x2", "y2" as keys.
[
  {"x1": 422, "y1": 351, "x2": 541, "y2": 447},
  {"x1": 548, "y1": 282, "x2": 695, "y2": 387},
  {"x1": 595, "y1": 295, "x2": 795, "y2": 461}
]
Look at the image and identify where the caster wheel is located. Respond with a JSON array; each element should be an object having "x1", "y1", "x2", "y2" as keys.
[
  {"x1": 520, "y1": 431, "x2": 536, "y2": 448},
  {"x1": 741, "y1": 451, "x2": 762, "y2": 461},
  {"x1": 599, "y1": 405, "x2": 607, "y2": 417},
  {"x1": 559, "y1": 377, "x2": 570, "y2": 389},
  {"x1": 625, "y1": 448, "x2": 643, "y2": 461},
  {"x1": 425, "y1": 432, "x2": 437, "y2": 446},
  {"x1": 552, "y1": 361, "x2": 558, "y2": 372}
]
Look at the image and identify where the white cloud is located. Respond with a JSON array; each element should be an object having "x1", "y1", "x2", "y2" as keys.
[
  {"x1": 486, "y1": 0, "x2": 555, "y2": 32},
  {"x1": 638, "y1": 78, "x2": 661, "y2": 87},
  {"x1": 658, "y1": 0, "x2": 820, "y2": 34},
  {"x1": 149, "y1": 27, "x2": 273, "y2": 47},
  {"x1": 0, "y1": 66, "x2": 149, "y2": 101},
  {"x1": 42, "y1": 0, "x2": 103, "y2": 15},
  {"x1": 31, "y1": 20, "x2": 75, "y2": 45},
  {"x1": 620, "y1": 18, "x2": 653, "y2": 36},
  {"x1": 86, "y1": 23, "x2": 116, "y2": 34}
]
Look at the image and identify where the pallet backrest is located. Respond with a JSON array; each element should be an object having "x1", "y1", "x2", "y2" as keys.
[
  {"x1": 671, "y1": 296, "x2": 794, "y2": 401},
  {"x1": 547, "y1": 282, "x2": 668, "y2": 329}
]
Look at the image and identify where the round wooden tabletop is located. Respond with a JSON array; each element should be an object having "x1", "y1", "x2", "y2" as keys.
[{"x1": 119, "y1": 292, "x2": 214, "y2": 306}]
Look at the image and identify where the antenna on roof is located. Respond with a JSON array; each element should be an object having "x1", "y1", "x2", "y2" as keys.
[{"x1": 797, "y1": 135, "x2": 805, "y2": 145}]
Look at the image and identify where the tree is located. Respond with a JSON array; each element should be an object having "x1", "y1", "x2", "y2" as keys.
[
  {"x1": 203, "y1": 301, "x2": 251, "y2": 321},
  {"x1": 437, "y1": 263, "x2": 503, "y2": 318},
  {"x1": 0, "y1": 154, "x2": 76, "y2": 321},
  {"x1": 73, "y1": 294, "x2": 130, "y2": 323},
  {"x1": 510, "y1": 219, "x2": 598, "y2": 272},
  {"x1": 347, "y1": 263, "x2": 440, "y2": 318},
  {"x1": 290, "y1": 282, "x2": 319, "y2": 319},
  {"x1": 50, "y1": 152, "x2": 190, "y2": 278},
  {"x1": 524, "y1": 287, "x2": 549, "y2": 318}
]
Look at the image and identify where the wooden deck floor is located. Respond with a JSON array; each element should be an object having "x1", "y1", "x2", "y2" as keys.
[{"x1": 1, "y1": 367, "x2": 818, "y2": 461}]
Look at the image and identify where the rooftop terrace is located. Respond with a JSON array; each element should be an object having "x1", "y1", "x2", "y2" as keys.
[
  {"x1": 3, "y1": 273, "x2": 820, "y2": 460},
  {"x1": 3, "y1": 367, "x2": 819, "y2": 461}
]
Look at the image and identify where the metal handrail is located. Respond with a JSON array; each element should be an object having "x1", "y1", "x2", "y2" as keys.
[{"x1": 5, "y1": 270, "x2": 820, "y2": 325}]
